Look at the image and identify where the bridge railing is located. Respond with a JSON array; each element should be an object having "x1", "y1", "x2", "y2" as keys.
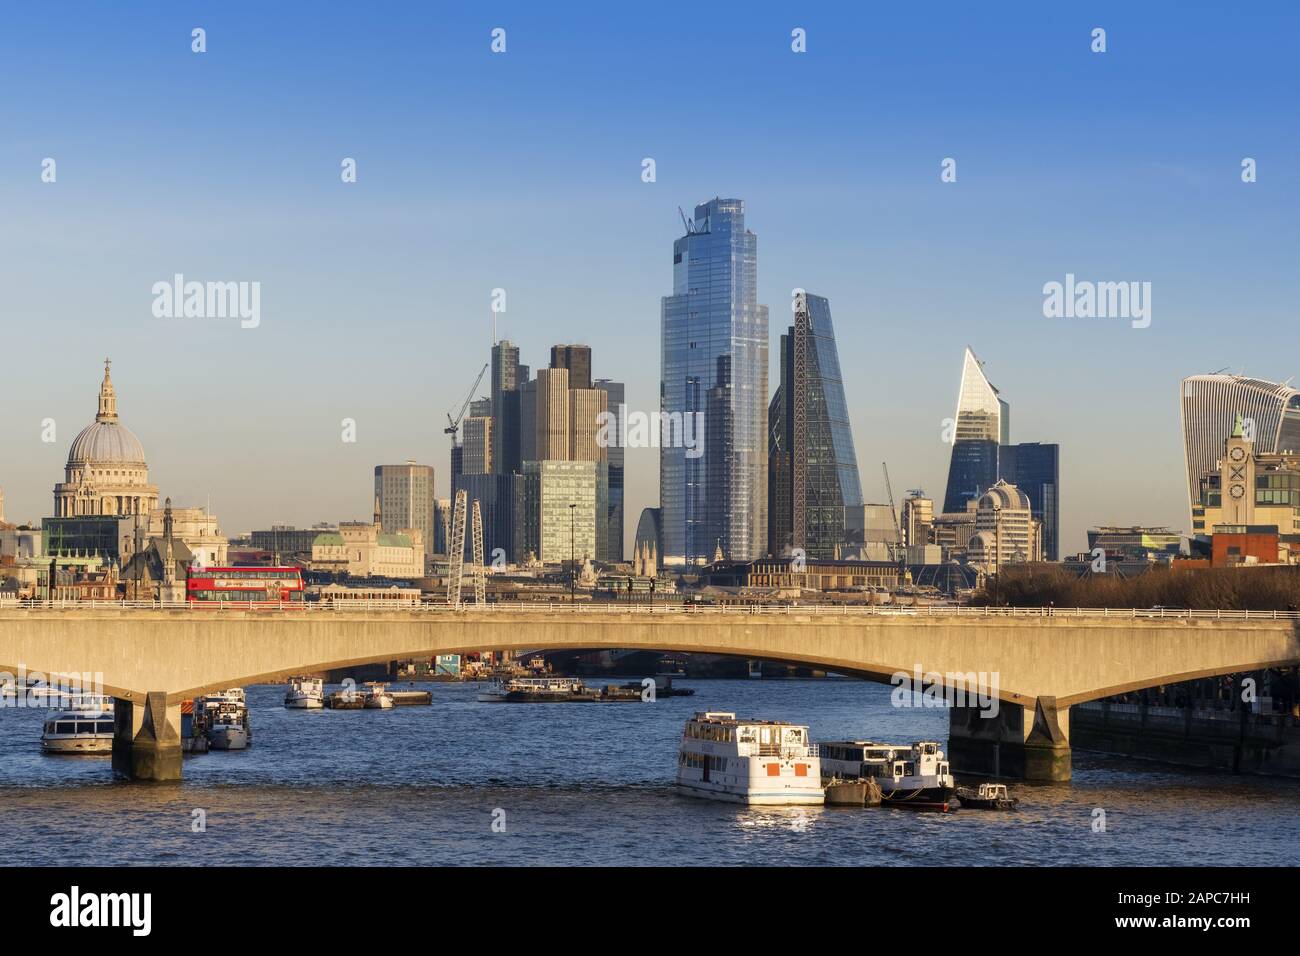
[{"x1": 3, "y1": 599, "x2": 1300, "y2": 621}]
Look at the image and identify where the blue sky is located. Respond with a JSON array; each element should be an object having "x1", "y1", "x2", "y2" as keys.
[{"x1": 1, "y1": 1, "x2": 1297, "y2": 555}]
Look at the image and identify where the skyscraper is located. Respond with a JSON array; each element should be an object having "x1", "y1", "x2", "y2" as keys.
[
  {"x1": 550, "y1": 344, "x2": 593, "y2": 391},
  {"x1": 491, "y1": 340, "x2": 522, "y2": 476},
  {"x1": 1000, "y1": 442, "x2": 1060, "y2": 561},
  {"x1": 373, "y1": 462, "x2": 436, "y2": 569},
  {"x1": 767, "y1": 292, "x2": 864, "y2": 559},
  {"x1": 1180, "y1": 373, "x2": 1300, "y2": 522},
  {"x1": 595, "y1": 379, "x2": 625, "y2": 562},
  {"x1": 661, "y1": 198, "x2": 768, "y2": 564},
  {"x1": 941, "y1": 347, "x2": 1009, "y2": 514},
  {"x1": 535, "y1": 367, "x2": 570, "y2": 460}
]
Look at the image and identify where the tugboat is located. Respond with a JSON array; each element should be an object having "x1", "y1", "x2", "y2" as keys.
[
  {"x1": 955, "y1": 782, "x2": 1019, "y2": 810},
  {"x1": 820, "y1": 740, "x2": 957, "y2": 812},
  {"x1": 41, "y1": 696, "x2": 115, "y2": 755},
  {"x1": 284, "y1": 676, "x2": 325, "y2": 710},
  {"x1": 676, "y1": 712, "x2": 824, "y2": 806}
]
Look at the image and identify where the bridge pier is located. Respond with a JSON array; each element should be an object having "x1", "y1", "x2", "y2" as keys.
[
  {"x1": 112, "y1": 692, "x2": 182, "y2": 782},
  {"x1": 947, "y1": 696, "x2": 1072, "y2": 782}
]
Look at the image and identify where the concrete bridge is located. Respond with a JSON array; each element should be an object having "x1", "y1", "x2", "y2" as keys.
[{"x1": 2, "y1": 603, "x2": 1297, "y2": 784}]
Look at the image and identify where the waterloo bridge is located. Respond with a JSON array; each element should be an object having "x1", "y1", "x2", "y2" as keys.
[{"x1": 1, "y1": 603, "x2": 1296, "y2": 783}]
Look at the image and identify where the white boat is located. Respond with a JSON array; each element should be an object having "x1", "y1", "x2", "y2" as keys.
[
  {"x1": 476, "y1": 676, "x2": 586, "y2": 702},
  {"x1": 676, "y1": 711, "x2": 824, "y2": 806},
  {"x1": 820, "y1": 740, "x2": 956, "y2": 811},
  {"x1": 41, "y1": 697, "x2": 115, "y2": 755},
  {"x1": 284, "y1": 676, "x2": 324, "y2": 710},
  {"x1": 361, "y1": 682, "x2": 394, "y2": 709},
  {"x1": 199, "y1": 689, "x2": 251, "y2": 750}
]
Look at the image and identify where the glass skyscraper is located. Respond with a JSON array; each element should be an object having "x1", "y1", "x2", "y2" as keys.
[
  {"x1": 661, "y1": 198, "x2": 768, "y2": 564},
  {"x1": 942, "y1": 347, "x2": 1009, "y2": 514},
  {"x1": 1000, "y1": 442, "x2": 1060, "y2": 561},
  {"x1": 768, "y1": 293, "x2": 864, "y2": 559}
]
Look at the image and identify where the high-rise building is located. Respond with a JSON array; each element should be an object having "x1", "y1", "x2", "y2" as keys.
[
  {"x1": 942, "y1": 347, "x2": 1009, "y2": 514},
  {"x1": 999, "y1": 442, "x2": 1060, "y2": 561},
  {"x1": 491, "y1": 340, "x2": 522, "y2": 475},
  {"x1": 766, "y1": 292, "x2": 863, "y2": 560},
  {"x1": 461, "y1": 417, "x2": 493, "y2": 474},
  {"x1": 661, "y1": 198, "x2": 768, "y2": 564},
  {"x1": 535, "y1": 367, "x2": 570, "y2": 461},
  {"x1": 550, "y1": 344, "x2": 593, "y2": 391},
  {"x1": 520, "y1": 460, "x2": 597, "y2": 565},
  {"x1": 595, "y1": 379, "x2": 625, "y2": 562},
  {"x1": 568, "y1": 388, "x2": 608, "y2": 463},
  {"x1": 373, "y1": 463, "x2": 437, "y2": 567},
  {"x1": 519, "y1": 378, "x2": 538, "y2": 463},
  {"x1": 1180, "y1": 373, "x2": 1300, "y2": 522},
  {"x1": 902, "y1": 493, "x2": 934, "y2": 548}
]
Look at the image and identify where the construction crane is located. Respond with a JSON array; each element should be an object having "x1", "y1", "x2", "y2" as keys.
[
  {"x1": 881, "y1": 462, "x2": 912, "y2": 588},
  {"x1": 445, "y1": 362, "x2": 489, "y2": 446}
]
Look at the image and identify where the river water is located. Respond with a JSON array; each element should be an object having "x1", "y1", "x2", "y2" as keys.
[{"x1": 1, "y1": 679, "x2": 1296, "y2": 866}]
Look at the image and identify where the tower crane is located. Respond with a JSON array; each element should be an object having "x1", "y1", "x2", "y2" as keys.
[
  {"x1": 881, "y1": 462, "x2": 913, "y2": 588},
  {"x1": 445, "y1": 363, "x2": 489, "y2": 446}
]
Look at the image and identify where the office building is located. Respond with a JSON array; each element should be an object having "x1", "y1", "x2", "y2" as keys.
[
  {"x1": 595, "y1": 379, "x2": 626, "y2": 562},
  {"x1": 999, "y1": 442, "x2": 1060, "y2": 561},
  {"x1": 374, "y1": 462, "x2": 436, "y2": 567},
  {"x1": 661, "y1": 198, "x2": 768, "y2": 564},
  {"x1": 767, "y1": 292, "x2": 864, "y2": 560},
  {"x1": 941, "y1": 347, "x2": 1008, "y2": 514},
  {"x1": 550, "y1": 344, "x2": 593, "y2": 391}
]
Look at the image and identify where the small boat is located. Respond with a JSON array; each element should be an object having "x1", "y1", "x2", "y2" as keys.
[
  {"x1": 476, "y1": 676, "x2": 588, "y2": 703},
  {"x1": 361, "y1": 682, "x2": 394, "y2": 709},
  {"x1": 199, "y1": 689, "x2": 251, "y2": 750},
  {"x1": 820, "y1": 740, "x2": 957, "y2": 812},
  {"x1": 956, "y1": 782, "x2": 1019, "y2": 810},
  {"x1": 284, "y1": 676, "x2": 325, "y2": 710},
  {"x1": 325, "y1": 688, "x2": 365, "y2": 710},
  {"x1": 676, "y1": 712, "x2": 824, "y2": 806},
  {"x1": 41, "y1": 696, "x2": 115, "y2": 755}
]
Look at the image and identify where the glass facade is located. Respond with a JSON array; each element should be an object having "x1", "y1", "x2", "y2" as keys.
[
  {"x1": 1000, "y1": 442, "x2": 1060, "y2": 561},
  {"x1": 767, "y1": 293, "x2": 864, "y2": 559},
  {"x1": 942, "y1": 347, "x2": 1008, "y2": 514},
  {"x1": 661, "y1": 198, "x2": 768, "y2": 564},
  {"x1": 595, "y1": 379, "x2": 625, "y2": 561}
]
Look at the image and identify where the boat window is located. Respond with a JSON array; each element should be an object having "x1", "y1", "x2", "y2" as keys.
[
  {"x1": 56, "y1": 721, "x2": 76, "y2": 734},
  {"x1": 97, "y1": 722, "x2": 114, "y2": 733}
]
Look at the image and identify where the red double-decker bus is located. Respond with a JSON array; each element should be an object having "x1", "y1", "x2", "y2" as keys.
[{"x1": 186, "y1": 567, "x2": 305, "y2": 605}]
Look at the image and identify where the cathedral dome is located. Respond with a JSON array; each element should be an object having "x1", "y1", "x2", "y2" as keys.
[
  {"x1": 65, "y1": 359, "x2": 148, "y2": 467},
  {"x1": 66, "y1": 420, "x2": 147, "y2": 466}
]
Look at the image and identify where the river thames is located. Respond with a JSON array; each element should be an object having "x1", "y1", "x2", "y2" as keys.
[{"x1": 1, "y1": 679, "x2": 1297, "y2": 866}]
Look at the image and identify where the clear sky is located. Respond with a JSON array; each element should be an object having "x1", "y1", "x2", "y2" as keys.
[{"x1": 2, "y1": 1, "x2": 1297, "y2": 556}]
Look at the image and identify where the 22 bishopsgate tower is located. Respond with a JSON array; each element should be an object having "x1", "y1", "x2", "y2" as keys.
[{"x1": 660, "y1": 199, "x2": 769, "y2": 565}]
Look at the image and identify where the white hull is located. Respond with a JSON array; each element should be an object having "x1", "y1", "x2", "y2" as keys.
[
  {"x1": 676, "y1": 780, "x2": 824, "y2": 806},
  {"x1": 42, "y1": 737, "x2": 113, "y2": 755},
  {"x1": 285, "y1": 697, "x2": 323, "y2": 710},
  {"x1": 364, "y1": 697, "x2": 394, "y2": 709}
]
